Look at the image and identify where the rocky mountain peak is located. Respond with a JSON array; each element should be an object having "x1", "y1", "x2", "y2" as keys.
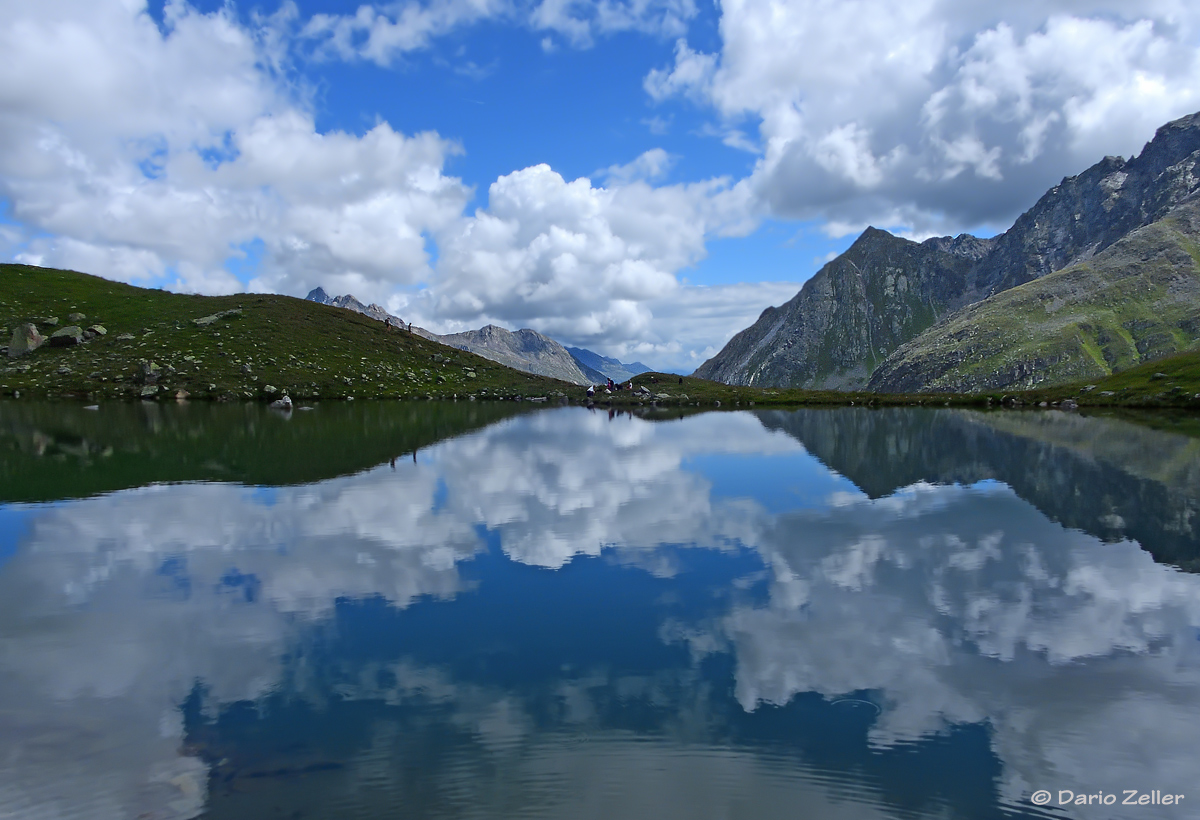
[
  {"x1": 694, "y1": 107, "x2": 1200, "y2": 391},
  {"x1": 921, "y1": 233, "x2": 995, "y2": 261},
  {"x1": 1139, "y1": 109, "x2": 1200, "y2": 171},
  {"x1": 434, "y1": 324, "x2": 591, "y2": 384},
  {"x1": 304, "y1": 287, "x2": 405, "y2": 327}
]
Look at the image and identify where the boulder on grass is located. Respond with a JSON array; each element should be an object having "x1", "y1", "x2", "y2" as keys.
[
  {"x1": 49, "y1": 326, "x2": 84, "y2": 347},
  {"x1": 139, "y1": 361, "x2": 161, "y2": 385},
  {"x1": 8, "y1": 324, "x2": 44, "y2": 358}
]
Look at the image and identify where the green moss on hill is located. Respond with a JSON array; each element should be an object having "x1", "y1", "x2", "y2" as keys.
[{"x1": 0, "y1": 264, "x2": 573, "y2": 402}]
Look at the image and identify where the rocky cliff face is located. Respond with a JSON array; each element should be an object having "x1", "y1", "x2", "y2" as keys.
[
  {"x1": 868, "y1": 201, "x2": 1200, "y2": 393},
  {"x1": 696, "y1": 109, "x2": 1200, "y2": 390},
  {"x1": 693, "y1": 229, "x2": 985, "y2": 388},
  {"x1": 970, "y1": 112, "x2": 1200, "y2": 297},
  {"x1": 435, "y1": 325, "x2": 592, "y2": 384}
]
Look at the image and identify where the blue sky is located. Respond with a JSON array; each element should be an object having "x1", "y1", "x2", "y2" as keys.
[{"x1": 3, "y1": 0, "x2": 1199, "y2": 370}]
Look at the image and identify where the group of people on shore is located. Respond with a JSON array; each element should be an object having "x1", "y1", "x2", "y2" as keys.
[
  {"x1": 587, "y1": 377, "x2": 634, "y2": 398},
  {"x1": 587, "y1": 378, "x2": 632, "y2": 397},
  {"x1": 585, "y1": 373, "x2": 681, "y2": 398}
]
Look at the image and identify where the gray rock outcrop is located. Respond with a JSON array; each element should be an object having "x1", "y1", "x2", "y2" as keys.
[
  {"x1": 192, "y1": 309, "x2": 241, "y2": 327},
  {"x1": 49, "y1": 326, "x2": 84, "y2": 347},
  {"x1": 8, "y1": 323, "x2": 44, "y2": 358}
]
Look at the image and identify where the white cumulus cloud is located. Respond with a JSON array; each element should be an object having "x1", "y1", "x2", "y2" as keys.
[
  {"x1": 415, "y1": 163, "x2": 758, "y2": 354},
  {"x1": 646, "y1": 0, "x2": 1200, "y2": 235},
  {"x1": 0, "y1": 0, "x2": 470, "y2": 300}
]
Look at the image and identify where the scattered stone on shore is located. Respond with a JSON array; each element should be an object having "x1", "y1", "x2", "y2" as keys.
[
  {"x1": 85, "y1": 325, "x2": 107, "y2": 339},
  {"x1": 140, "y1": 385, "x2": 159, "y2": 398},
  {"x1": 39, "y1": 317, "x2": 59, "y2": 328},
  {"x1": 68, "y1": 312, "x2": 86, "y2": 323},
  {"x1": 8, "y1": 323, "x2": 44, "y2": 358},
  {"x1": 1061, "y1": 398, "x2": 1079, "y2": 410},
  {"x1": 263, "y1": 384, "x2": 278, "y2": 395},
  {"x1": 116, "y1": 333, "x2": 135, "y2": 341},
  {"x1": 49, "y1": 326, "x2": 84, "y2": 347},
  {"x1": 139, "y1": 360, "x2": 161, "y2": 385}
]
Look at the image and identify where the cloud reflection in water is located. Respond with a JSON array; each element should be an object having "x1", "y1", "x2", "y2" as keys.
[{"x1": 1, "y1": 407, "x2": 1198, "y2": 819}]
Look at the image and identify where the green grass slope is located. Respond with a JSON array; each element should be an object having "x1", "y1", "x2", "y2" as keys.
[
  {"x1": 0, "y1": 264, "x2": 574, "y2": 401},
  {"x1": 868, "y1": 200, "x2": 1200, "y2": 394}
]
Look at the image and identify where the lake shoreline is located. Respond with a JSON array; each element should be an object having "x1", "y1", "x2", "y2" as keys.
[{"x1": 5, "y1": 262, "x2": 1200, "y2": 412}]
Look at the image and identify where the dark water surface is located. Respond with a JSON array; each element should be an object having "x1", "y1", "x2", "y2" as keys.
[{"x1": 2, "y1": 401, "x2": 1199, "y2": 820}]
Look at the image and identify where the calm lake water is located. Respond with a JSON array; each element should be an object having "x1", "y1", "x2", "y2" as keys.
[{"x1": 2, "y1": 401, "x2": 1199, "y2": 820}]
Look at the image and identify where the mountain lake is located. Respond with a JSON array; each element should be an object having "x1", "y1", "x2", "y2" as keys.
[{"x1": 1, "y1": 399, "x2": 1198, "y2": 820}]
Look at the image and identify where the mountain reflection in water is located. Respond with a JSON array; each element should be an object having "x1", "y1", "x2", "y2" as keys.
[{"x1": 1, "y1": 403, "x2": 1198, "y2": 820}]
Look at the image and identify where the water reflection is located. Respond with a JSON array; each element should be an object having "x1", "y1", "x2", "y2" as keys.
[{"x1": 1, "y1": 404, "x2": 1198, "y2": 819}]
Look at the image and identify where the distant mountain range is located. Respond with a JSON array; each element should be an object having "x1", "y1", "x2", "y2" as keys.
[
  {"x1": 304, "y1": 287, "x2": 405, "y2": 327},
  {"x1": 695, "y1": 110, "x2": 1200, "y2": 393},
  {"x1": 565, "y1": 347, "x2": 651, "y2": 384},
  {"x1": 304, "y1": 288, "x2": 648, "y2": 385}
]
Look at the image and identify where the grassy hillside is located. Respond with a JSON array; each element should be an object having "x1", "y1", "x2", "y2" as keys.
[
  {"x1": 1014, "y1": 347, "x2": 1200, "y2": 408},
  {"x1": 0, "y1": 264, "x2": 574, "y2": 402},
  {"x1": 2, "y1": 262, "x2": 1199, "y2": 410},
  {"x1": 869, "y1": 200, "x2": 1200, "y2": 393}
]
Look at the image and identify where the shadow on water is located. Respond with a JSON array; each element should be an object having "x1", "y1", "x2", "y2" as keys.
[{"x1": 0, "y1": 400, "x2": 530, "y2": 502}]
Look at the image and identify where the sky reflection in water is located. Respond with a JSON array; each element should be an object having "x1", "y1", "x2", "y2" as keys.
[{"x1": 1, "y1": 405, "x2": 1199, "y2": 820}]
